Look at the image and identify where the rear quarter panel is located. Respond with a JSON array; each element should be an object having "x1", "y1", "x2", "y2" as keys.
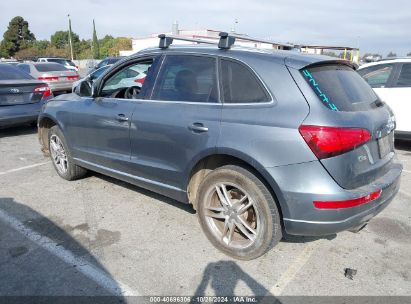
[{"x1": 218, "y1": 55, "x2": 315, "y2": 168}]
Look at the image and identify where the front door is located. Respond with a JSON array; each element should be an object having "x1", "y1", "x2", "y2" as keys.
[{"x1": 68, "y1": 58, "x2": 156, "y2": 172}]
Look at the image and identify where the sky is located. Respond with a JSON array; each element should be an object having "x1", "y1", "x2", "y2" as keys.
[{"x1": 1, "y1": 0, "x2": 410, "y2": 56}]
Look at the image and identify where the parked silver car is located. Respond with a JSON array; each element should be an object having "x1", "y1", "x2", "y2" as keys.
[{"x1": 16, "y1": 62, "x2": 80, "y2": 93}]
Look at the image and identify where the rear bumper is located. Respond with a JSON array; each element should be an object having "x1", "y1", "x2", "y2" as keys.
[
  {"x1": 0, "y1": 102, "x2": 42, "y2": 127},
  {"x1": 265, "y1": 160, "x2": 402, "y2": 236},
  {"x1": 45, "y1": 81, "x2": 75, "y2": 92}
]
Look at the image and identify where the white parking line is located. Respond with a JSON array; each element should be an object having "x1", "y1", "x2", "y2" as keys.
[
  {"x1": 268, "y1": 242, "x2": 319, "y2": 296},
  {"x1": 402, "y1": 169, "x2": 411, "y2": 174},
  {"x1": 0, "y1": 208, "x2": 139, "y2": 296},
  {"x1": 0, "y1": 162, "x2": 50, "y2": 176}
]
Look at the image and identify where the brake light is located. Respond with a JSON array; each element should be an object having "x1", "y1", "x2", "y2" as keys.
[
  {"x1": 314, "y1": 189, "x2": 382, "y2": 209},
  {"x1": 299, "y1": 125, "x2": 371, "y2": 159},
  {"x1": 34, "y1": 85, "x2": 52, "y2": 99},
  {"x1": 38, "y1": 76, "x2": 59, "y2": 81},
  {"x1": 67, "y1": 75, "x2": 80, "y2": 80},
  {"x1": 134, "y1": 77, "x2": 146, "y2": 84}
]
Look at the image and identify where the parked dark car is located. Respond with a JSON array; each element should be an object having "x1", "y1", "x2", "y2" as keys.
[
  {"x1": 90, "y1": 56, "x2": 124, "y2": 73},
  {"x1": 38, "y1": 36, "x2": 402, "y2": 259},
  {"x1": 17, "y1": 63, "x2": 80, "y2": 93},
  {"x1": 0, "y1": 64, "x2": 52, "y2": 128}
]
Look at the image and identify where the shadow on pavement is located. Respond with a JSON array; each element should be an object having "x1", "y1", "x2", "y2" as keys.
[
  {"x1": 193, "y1": 260, "x2": 277, "y2": 298},
  {"x1": 0, "y1": 124, "x2": 37, "y2": 138},
  {"x1": 94, "y1": 172, "x2": 196, "y2": 215},
  {"x1": 0, "y1": 197, "x2": 126, "y2": 299},
  {"x1": 282, "y1": 233, "x2": 336, "y2": 243}
]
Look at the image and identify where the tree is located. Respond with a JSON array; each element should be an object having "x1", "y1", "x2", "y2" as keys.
[
  {"x1": 92, "y1": 20, "x2": 100, "y2": 59},
  {"x1": 50, "y1": 30, "x2": 79, "y2": 49},
  {"x1": 99, "y1": 36, "x2": 131, "y2": 57},
  {"x1": 387, "y1": 51, "x2": 397, "y2": 58},
  {"x1": 0, "y1": 16, "x2": 35, "y2": 57},
  {"x1": 407, "y1": 52, "x2": 411, "y2": 57}
]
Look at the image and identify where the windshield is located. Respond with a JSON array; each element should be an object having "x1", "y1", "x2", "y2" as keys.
[
  {"x1": 90, "y1": 65, "x2": 110, "y2": 79},
  {"x1": 48, "y1": 59, "x2": 75, "y2": 67},
  {"x1": 302, "y1": 64, "x2": 379, "y2": 112}
]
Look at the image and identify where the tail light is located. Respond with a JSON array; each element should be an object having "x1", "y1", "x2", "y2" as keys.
[
  {"x1": 38, "y1": 76, "x2": 59, "y2": 81},
  {"x1": 134, "y1": 77, "x2": 146, "y2": 84},
  {"x1": 34, "y1": 85, "x2": 52, "y2": 99},
  {"x1": 67, "y1": 75, "x2": 80, "y2": 80},
  {"x1": 314, "y1": 189, "x2": 381, "y2": 209},
  {"x1": 299, "y1": 125, "x2": 371, "y2": 159}
]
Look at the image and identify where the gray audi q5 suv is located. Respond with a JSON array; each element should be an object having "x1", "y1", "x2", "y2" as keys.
[{"x1": 38, "y1": 34, "x2": 402, "y2": 259}]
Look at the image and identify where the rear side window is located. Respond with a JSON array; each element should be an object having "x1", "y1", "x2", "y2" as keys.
[
  {"x1": 221, "y1": 59, "x2": 270, "y2": 103},
  {"x1": 0, "y1": 64, "x2": 33, "y2": 80},
  {"x1": 152, "y1": 55, "x2": 218, "y2": 103},
  {"x1": 357, "y1": 64, "x2": 394, "y2": 88},
  {"x1": 35, "y1": 63, "x2": 68, "y2": 72},
  {"x1": 302, "y1": 64, "x2": 378, "y2": 112},
  {"x1": 394, "y1": 63, "x2": 411, "y2": 87}
]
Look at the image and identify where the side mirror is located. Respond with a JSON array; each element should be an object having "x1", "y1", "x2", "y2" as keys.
[
  {"x1": 73, "y1": 78, "x2": 93, "y2": 97},
  {"x1": 90, "y1": 81, "x2": 98, "y2": 97}
]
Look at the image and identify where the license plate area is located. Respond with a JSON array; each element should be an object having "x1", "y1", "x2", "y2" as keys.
[{"x1": 378, "y1": 132, "x2": 394, "y2": 158}]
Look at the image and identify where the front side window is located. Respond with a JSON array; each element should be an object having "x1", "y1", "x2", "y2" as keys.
[
  {"x1": 152, "y1": 55, "x2": 218, "y2": 103},
  {"x1": 394, "y1": 63, "x2": 411, "y2": 87},
  {"x1": 221, "y1": 59, "x2": 270, "y2": 103},
  {"x1": 357, "y1": 64, "x2": 394, "y2": 88},
  {"x1": 302, "y1": 64, "x2": 379, "y2": 112},
  {"x1": 100, "y1": 60, "x2": 152, "y2": 98}
]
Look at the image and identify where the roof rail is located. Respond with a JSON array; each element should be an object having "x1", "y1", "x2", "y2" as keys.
[
  {"x1": 158, "y1": 34, "x2": 218, "y2": 49},
  {"x1": 221, "y1": 32, "x2": 294, "y2": 50},
  {"x1": 158, "y1": 32, "x2": 294, "y2": 50}
]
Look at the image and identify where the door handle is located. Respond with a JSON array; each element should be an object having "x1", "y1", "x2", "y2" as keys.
[
  {"x1": 189, "y1": 123, "x2": 208, "y2": 133},
  {"x1": 116, "y1": 114, "x2": 129, "y2": 122}
]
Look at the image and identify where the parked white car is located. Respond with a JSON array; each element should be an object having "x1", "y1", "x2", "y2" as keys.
[{"x1": 358, "y1": 58, "x2": 411, "y2": 140}]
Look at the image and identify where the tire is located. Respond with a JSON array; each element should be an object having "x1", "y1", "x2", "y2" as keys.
[
  {"x1": 196, "y1": 165, "x2": 282, "y2": 260},
  {"x1": 48, "y1": 125, "x2": 87, "y2": 180}
]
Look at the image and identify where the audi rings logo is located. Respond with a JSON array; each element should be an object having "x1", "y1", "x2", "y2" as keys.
[{"x1": 9, "y1": 88, "x2": 20, "y2": 93}]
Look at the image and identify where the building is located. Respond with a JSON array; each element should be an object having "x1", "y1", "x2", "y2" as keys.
[{"x1": 120, "y1": 22, "x2": 360, "y2": 63}]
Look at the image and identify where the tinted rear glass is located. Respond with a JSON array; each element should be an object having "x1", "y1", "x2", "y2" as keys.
[
  {"x1": 302, "y1": 64, "x2": 378, "y2": 112},
  {"x1": 35, "y1": 63, "x2": 68, "y2": 72},
  {"x1": 48, "y1": 58, "x2": 75, "y2": 66},
  {"x1": 221, "y1": 59, "x2": 270, "y2": 103},
  {"x1": 0, "y1": 64, "x2": 33, "y2": 80}
]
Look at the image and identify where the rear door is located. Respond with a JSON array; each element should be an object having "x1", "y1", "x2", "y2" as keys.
[{"x1": 295, "y1": 63, "x2": 396, "y2": 189}]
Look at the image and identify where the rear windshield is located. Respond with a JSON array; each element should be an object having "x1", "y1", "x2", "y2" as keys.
[
  {"x1": 48, "y1": 58, "x2": 75, "y2": 66},
  {"x1": 35, "y1": 63, "x2": 68, "y2": 72},
  {"x1": 302, "y1": 64, "x2": 379, "y2": 112},
  {"x1": 0, "y1": 64, "x2": 33, "y2": 80}
]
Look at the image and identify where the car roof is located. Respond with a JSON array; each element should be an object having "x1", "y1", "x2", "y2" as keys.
[
  {"x1": 359, "y1": 58, "x2": 411, "y2": 69},
  {"x1": 133, "y1": 44, "x2": 353, "y2": 70}
]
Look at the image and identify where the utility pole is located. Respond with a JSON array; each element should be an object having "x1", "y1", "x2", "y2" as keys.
[{"x1": 67, "y1": 14, "x2": 74, "y2": 60}]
